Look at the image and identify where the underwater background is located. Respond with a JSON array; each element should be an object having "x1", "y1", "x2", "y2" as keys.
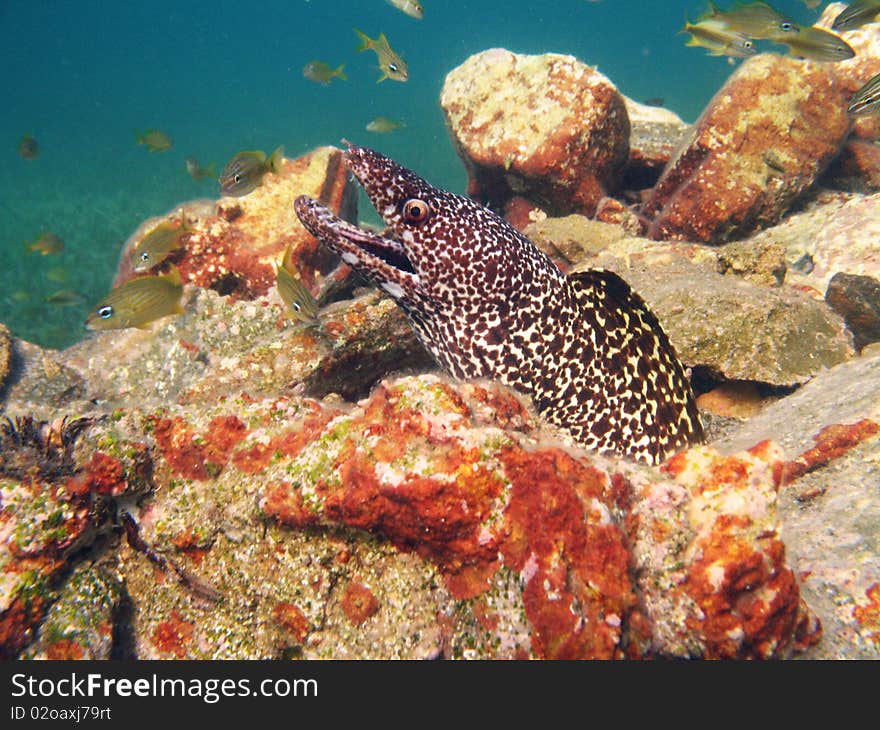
[{"x1": 1, "y1": 0, "x2": 826, "y2": 350}]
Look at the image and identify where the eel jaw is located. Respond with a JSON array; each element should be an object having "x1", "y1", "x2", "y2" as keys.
[{"x1": 294, "y1": 194, "x2": 421, "y2": 303}]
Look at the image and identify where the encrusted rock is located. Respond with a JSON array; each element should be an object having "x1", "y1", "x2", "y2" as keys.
[
  {"x1": 716, "y1": 352, "x2": 880, "y2": 658},
  {"x1": 575, "y1": 252, "x2": 855, "y2": 386},
  {"x1": 113, "y1": 146, "x2": 356, "y2": 302},
  {"x1": 440, "y1": 49, "x2": 630, "y2": 216},
  {"x1": 825, "y1": 272, "x2": 880, "y2": 351},
  {"x1": 642, "y1": 54, "x2": 851, "y2": 243},
  {"x1": 622, "y1": 96, "x2": 691, "y2": 190},
  {"x1": 21, "y1": 564, "x2": 123, "y2": 660},
  {"x1": 0, "y1": 323, "x2": 10, "y2": 393}
]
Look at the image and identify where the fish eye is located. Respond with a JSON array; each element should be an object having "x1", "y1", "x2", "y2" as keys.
[
  {"x1": 139, "y1": 252, "x2": 150, "y2": 263},
  {"x1": 98, "y1": 305, "x2": 114, "y2": 319},
  {"x1": 402, "y1": 198, "x2": 430, "y2": 225},
  {"x1": 234, "y1": 174, "x2": 242, "y2": 183},
  {"x1": 780, "y1": 22, "x2": 797, "y2": 32},
  {"x1": 389, "y1": 63, "x2": 398, "y2": 73},
  {"x1": 744, "y1": 40, "x2": 755, "y2": 49},
  {"x1": 292, "y1": 302, "x2": 302, "y2": 312}
]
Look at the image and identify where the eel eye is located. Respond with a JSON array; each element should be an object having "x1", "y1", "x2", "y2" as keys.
[{"x1": 402, "y1": 198, "x2": 430, "y2": 225}]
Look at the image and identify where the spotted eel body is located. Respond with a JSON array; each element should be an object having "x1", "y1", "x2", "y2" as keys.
[{"x1": 295, "y1": 142, "x2": 704, "y2": 464}]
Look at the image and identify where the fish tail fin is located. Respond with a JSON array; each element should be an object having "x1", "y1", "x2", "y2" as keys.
[
  {"x1": 353, "y1": 27, "x2": 372, "y2": 51},
  {"x1": 335, "y1": 64, "x2": 347, "y2": 80},
  {"x1": 268, "y1": 146, "x2": 285, "y2": 173},
  {"x1": 164, "y1": 265, "x2": 184, "y2": 287}
]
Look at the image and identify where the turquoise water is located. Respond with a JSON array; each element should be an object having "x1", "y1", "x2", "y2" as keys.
[{"x1": 1, "y1": 0, "x2": 825, "y2": 349}]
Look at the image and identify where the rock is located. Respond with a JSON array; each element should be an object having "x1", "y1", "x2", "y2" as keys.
[
  {"x1": 696, "y1": 381, "x2": 774, "y2": 420},
  {"x1": 21, "y1": 564, "x2": 123, "y2": 660},
  {"x1": 575, "y1": 250, "x2": 855, "y2": 387},
  {"x1": 715, "y1": 237, "x2": 787, "y2": 287},
  {"x1": 824, "y1": 139, "x2": 880, "y2": 193},
  {"x1": 0, "y1": 415, "x2": 151, "y2": 659},
  {"x1": 0, "y1": 324, "x2": 10, "y2": 393},
  {"x1": 522, "y1": 215, "x2": 627, "y2": 271},
  {"x1": 716, "y1": 352, "x2": 880, "y2": 658},
  {"x1": 642, "y1": 54, "x2": 851, "y2": 243},
  {"x1": 622, "y1": 96, "x2": 691, "y2": 190},
  {"x1": 825, "y1": 272, "x2": 880, "y2": 351},
  {"x1": 113, "y1": 146, "x2": 357, "y2": 302},
  {"x1": 440, "y1": 49, "x2": 630, "y2": 216}
]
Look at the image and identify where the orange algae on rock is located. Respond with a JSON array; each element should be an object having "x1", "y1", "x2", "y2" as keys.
[
  {"x1": 853, "y1": 583, "x2": 880, "y2": 647},
  {"x1": 273, "y1": 601, "x2": 310, "y2": 642},
  {"x1": 645, "y1": 444, "x2": 821, "y2": 658},
  {"x1": 341, "y1": 582, "x2": 380, "y2": 626},
  {"x1": 642, "y1": 54, "x2": 850, "y2": 244},
  {"x1": 780, "y1": 419, "x2": 880, "y2": 484},
  {"x1": 151, "y1": 610, "x2": 195, "y2": 659},
  {"x1": 149, "y1": 414, "x2": 248, "y2": 480}
]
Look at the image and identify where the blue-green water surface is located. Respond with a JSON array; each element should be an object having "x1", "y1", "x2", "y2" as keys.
[{"x1": 1, "y1": 0, "x2": 826, "y2": 349}]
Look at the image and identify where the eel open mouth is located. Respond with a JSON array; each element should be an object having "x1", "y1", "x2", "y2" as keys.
[{"x1": 294, "y1": 195, "x2": 416, "y2": 276}]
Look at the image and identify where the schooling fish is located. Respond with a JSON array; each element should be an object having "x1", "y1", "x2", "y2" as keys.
[
  {"x1": 136, "y1": 129, "x2": 173, "y2": 152},
  {"x1": 131, "y1": 211, "x2": 194, "y2": 273},
  {"x1": 366, "y1": 116, "x2": 405, "y2": 133},
  {"x1": 848, "y1": 72, "x2": 880, "y2": 115},
  {"x1": 85, "y1": 267, "x2": 184, "y2": 330},
  {"x1": 303, "y1": 60, "x2": 347, "y2": 85},
  {"x1": 294, "y1": 143, "x2": 704, "y2": 465},
  {"x1": 386, "y1": 0, "x2": 424, "y2": 18},
  {"x1": 681, "y1": 18, "x2": 758, "y2": 58},
  {"x1": 777, "y1": 25, "x2": 855, "y2": 61},
  {"x1": 275, "y1": 244, "x2": 319, "y2": 324},
  {"x1": 219, "y1": 146, "x2": 284, "y2": 197},
  {"x1": 701, "y1": 0, "x2": 800, "y2": 39},
  {"x1": 18, "y1": 134, "x2": 38, "y2": 160},
  {"x1": 185, "y1": 156, "x2": 217, "y2": 181},
  {"x1": 24, "y1": 231, "x2": 64, "y2": 255},
  {"x1": 832, "y1": 0, "x2": 880, "y2": 31},
  {"x1": 353, "y1": 28, "x2": 409, "y2": 82}
]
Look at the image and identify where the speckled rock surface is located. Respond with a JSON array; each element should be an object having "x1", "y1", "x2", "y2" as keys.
[
  {"x1": 622, "y1": 97, "x2": 691, "y2": 189},
  {"x1": 440, "y1": 49, "x2": 630, "y2": 216},
  {"x1": 0, "y1": 324, "x2": 10, "y2": 393},
  {"x1": 641, "y1": 54, "x2": 851, "y2": 243},
  {"x1": 717, "y1": 352, "x2": 880, "y2": 659},
  {"x1": 112, "y1": 145, "x2": 356, "y2": 302}
]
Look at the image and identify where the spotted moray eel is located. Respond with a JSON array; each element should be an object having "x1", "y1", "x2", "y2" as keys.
[{"x1": 295, "y1": 142, "x2": 704, "y2": 464}]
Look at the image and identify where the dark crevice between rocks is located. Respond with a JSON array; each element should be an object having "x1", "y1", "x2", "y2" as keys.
[{"x1": 110, "y1": 588, "x2": 137, "y2": 660}]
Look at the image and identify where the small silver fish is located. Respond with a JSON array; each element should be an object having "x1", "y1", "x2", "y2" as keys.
[
  {"x1": 185, "y1": 157, "x2": 216, "y2": 181},
  {"x1": 778, "y1": 25, "x2": 855, "y2": 61},
  {"x1": 702, "y1": 1, "x2": 800, "y2": 40},
  {"x1": 848, "y1": 72, "x2": 880, "y2": 115},
  {"x1": 275, "y1": 245, "x2": 319, "y2": 323},
  {"x1": 302, "y1": 60, "x2": 347, "y2": 85},
  {"x1": 682, "y1": 18, "x2": 758, "y2": 57},
  {"x1": 86, "y1": 267, "x2": 184, "y2": 330},
  {"x1": 353, "y1": 28, "x2": 408, "y2": 82},
  {"x1": 25, "y1": 231, "x2": 64, "y2": 255},
  {"x1": 219, "y1": 146, "x2": 284, "y2": 197},
  {"x1": 131, "y1": 211, "x2": 193, "y2": 273},
  {"x1": 366, "y1": 116, "x2": 405, "y2": 133},
  {"x1": 385, "y1": 0, "x2": 424, "y2": 19},
  {"x1": 832, "y1": 0, "x2": 880, "y2": 31}
]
